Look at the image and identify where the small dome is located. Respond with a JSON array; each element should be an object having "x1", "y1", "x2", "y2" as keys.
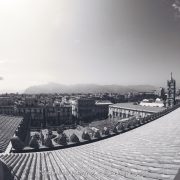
[
  {"x1": 57, "y1": 133, "x2": 67, "y2": 145},
  {"x1": 82, "y1": 131, "x2": 91, "y2": 141},
  {"x1": 11, "y1": 136, "x2": 24, "y2": 150},
  {"x1": 155, "y1": 98, "x2": 161, "y2": 102},
  {"x1": 44, "y1": 136, "x2": 53, "y2": 148},
  {"x1": 70, "y1": 134, "x2": 80, "y2": 143}
]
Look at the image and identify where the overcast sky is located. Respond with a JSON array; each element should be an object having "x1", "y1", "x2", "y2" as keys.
[{"x1": 0, "y1": 0, "x2": 180, "y2": 92}]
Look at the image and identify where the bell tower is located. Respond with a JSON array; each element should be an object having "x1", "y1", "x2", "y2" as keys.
[{"x1": 166, "y1": 73, "x2": 176, "y2": 107}]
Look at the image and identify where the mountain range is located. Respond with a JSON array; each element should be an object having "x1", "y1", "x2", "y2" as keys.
[{"x1": 24, "y1": 83, "x2": 159, "y2": 94}]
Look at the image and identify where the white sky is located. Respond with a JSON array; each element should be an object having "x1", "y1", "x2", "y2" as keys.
[{"x1": 0, "y1": 0, "x2": 180, "y2": 92}]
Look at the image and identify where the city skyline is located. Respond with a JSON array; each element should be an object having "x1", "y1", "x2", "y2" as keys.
[{"x1": 0, "y1": 0, "x2": 180, "y2": 92}]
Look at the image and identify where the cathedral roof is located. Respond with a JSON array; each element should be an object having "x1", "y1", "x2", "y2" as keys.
[{"x1": 0, "y1": 108, "x2": 180, "y2": 179}]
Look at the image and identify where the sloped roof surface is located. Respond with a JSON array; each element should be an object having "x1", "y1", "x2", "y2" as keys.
[
  {"x1": 0, "y1": 115, "x2": 23, "y2": 152},
  {"x1": 0, "y1": 159, "x2": 13, "y2": 180},
  {"x1": 1, "y1": 108, "x2": 180, "y2": 179}
]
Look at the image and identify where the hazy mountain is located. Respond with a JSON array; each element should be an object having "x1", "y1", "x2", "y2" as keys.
[{"x1": 24, "y1": 83, "x2": 159, "y2": 94}]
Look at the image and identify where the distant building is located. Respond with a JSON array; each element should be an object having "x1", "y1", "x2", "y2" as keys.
[
  {"x1": 166, "y1": 73, "x2": 176, "y2": 107},
  {"x1": 175, "y1": 96, "x2": 180, "y2": 105},
  {"x1": 0, "y1": 97, "x2": 15, "y2": 115},
  {"x1": 24, "y1": 97, "x2": 38, "y2": 106},
  {"x1": 72, "y1": 98, "x2": 113, "y2": 122},
  {"x1": 109, "y1": 103, "x2": 165, "y2": 118},
  {"x1": 94, "y1": 101, "x2": 113, "y2": 119},
  {"x1": 0, "y1": 97, "x2": 14, "y2": 106},
  {"x1": 139, "y1": 98, "x2": 164, "y2": 108},
  {"x1": 15, "y1": 105, "x2": 44, "y2": 127},
  {"x1": 72, "y1": 98, "x2": 95, "y2": 122},
  {"x1": 15, "y1": 104, "x2": 72, "y2": 128},
  {"x1": 0, "y1": 106, "x2": 14, "y2": 115},
  {"x1": 45, "y1": 105, "x2": 72, "y2": 127}
]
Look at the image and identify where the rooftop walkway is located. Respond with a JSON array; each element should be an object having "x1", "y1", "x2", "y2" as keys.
[{"x1": 1, "y1": 108, "x2": 180, "y2": 179}]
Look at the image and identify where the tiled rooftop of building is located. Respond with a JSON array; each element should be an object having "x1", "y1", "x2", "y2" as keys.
[
  {"x1": 1, "y1": 108, "x2": 180, "y2": 179},
  {"x1": 0, "y1": 115, "x2": 23, "y2": 153},
  {"x1": 110, "y1": 102, "x2": 166, "y2": 113}
]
